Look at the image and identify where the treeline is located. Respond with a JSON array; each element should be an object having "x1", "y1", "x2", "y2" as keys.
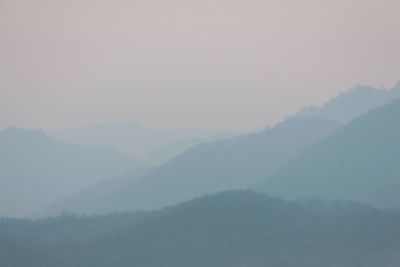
[{"x1": 1, "y1": 191, "x2": 400, "y2": 267}]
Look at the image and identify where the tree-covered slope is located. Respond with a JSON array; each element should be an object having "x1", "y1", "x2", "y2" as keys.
[{"x1": 1, "y1": 191, "x2": 400, "y2": 267}]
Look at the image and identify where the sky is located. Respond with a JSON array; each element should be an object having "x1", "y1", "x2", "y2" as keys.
[{"x1": 1, "y1": 0, "x2": 399, "y2": 131}]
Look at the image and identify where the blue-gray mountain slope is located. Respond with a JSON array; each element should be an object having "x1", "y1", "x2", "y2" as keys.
[
  {"x1": 0, "y1": 128, "x2": 135, "y2": 217},
  {"x1": 48, "y1": 117, "x2": 340, "y2": 214},
  {"x1": 258, "y1": 99, "x2": 400, "y2": 208}
]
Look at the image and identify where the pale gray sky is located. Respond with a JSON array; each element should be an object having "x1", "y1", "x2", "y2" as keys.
[{"x1": 1, "y1": 0, "x2": 399, "y2": 131}]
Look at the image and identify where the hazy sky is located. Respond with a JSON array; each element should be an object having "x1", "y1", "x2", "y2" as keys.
[{"x1": 1, "y1": 0, "x2": 399, "y2": 131}]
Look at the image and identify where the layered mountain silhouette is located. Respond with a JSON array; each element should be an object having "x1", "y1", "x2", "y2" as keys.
[
  {"x1": 43, "y1": 85, "x2": 400, "y2": 215},
  {"x1": 2, "y1": 191, "x2": 400, "y2": 267},
  {"x1": 51, "y1": 122, "x2": 235, "y2": 165},
  {"x1": 258, "y1": 99, "x2": 400, "y2": 208},
  {"x1": 0, "y1": 128, "x2": 135, "y2": 217},
  {"x1": 47, "y1": 117, "x2": 340, "y2": 215},
  {"x1": 296, "y1": 83, "x2": 400, "y2": 123}
]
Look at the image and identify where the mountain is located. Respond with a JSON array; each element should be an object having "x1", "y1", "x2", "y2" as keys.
[
  {"x1": 41, "y1": 169, "x2": 150, "y2": 216},
  {"x1": 2, "y1": 191, "x2": 400, "y2": 267},
  {"x1": 296, "y1": 83, "x2": 400, "y2": 123},
  {"x1": 47, "y1": 117, "x2": 340, "y2": 215},
  {"x1": 143, "y1": 136, "x2": 220, "y2": 165},
  {"x1": 50, "y1": 122, "x2": 236, "y2": 165},
  {"x1": 45, "y1": 83, "x2": 400, "y2": 215},
  {"x1": 258, "y1": 99, "x2": 400, "y2": 208},
  {"x1": 0, "y1": 128, "x2": 136, "y2": 217}
]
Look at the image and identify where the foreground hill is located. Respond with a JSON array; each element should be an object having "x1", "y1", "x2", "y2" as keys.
[
  {"x1": 0, "y1": 128, "x2": 135, "y2": 217},
  {"x1": 1, "y1": 191, "x2": 400, "y2": 267},
  {"x1": 48, "y1": 117, "x2": 340, "y2": 214},
  {"x1": 258, "y1": 99, "x2": 400, "y2": 208}
]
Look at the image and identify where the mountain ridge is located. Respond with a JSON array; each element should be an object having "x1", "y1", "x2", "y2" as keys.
[
  {"x1": 46, "y1": 116, "x2": 341, "y2": 215},
  {"x1": 0, "y1": 128, "x2": 136, "y2": 217},
  {"x1": 257, "y1": 98, "x2": 400, "y2": 208},
  {"x1": 2, "y1": 190, "x2": 400, "y2": 267}
]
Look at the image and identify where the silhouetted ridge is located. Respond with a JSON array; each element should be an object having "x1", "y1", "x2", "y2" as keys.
[
  {"x1": 0, "y1": 128, "x2": 136, "y2": 217},
  {"x1": 0, "y1": 128, "x2": 52, "y2": 143},
  {"x1": 51, "y1": 122, "x2": 235, "y2": 165},
  {"x1": 46, "y1": 116, "x2": 340, "y2": 215},
  {"x1": 296, "y1": 83, "x2": 400, "y2": 123},
  {"x1": 2, "y1": 191, "x2": 400, "y2": 267},
  {"x1": 258, "y1": 99, "x2": 400, "y2": 208}
]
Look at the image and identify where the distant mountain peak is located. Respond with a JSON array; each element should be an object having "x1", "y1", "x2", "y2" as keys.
[
  {"x1": 392, "y1": 81, "x2": 400, "y2": 94},
  {"x1": 0, "y1": 126, "x2": 136, "y2": 217},
  {"x1": 0, "y1": 127, "x2": 52, "y2": 143},
  {"x1": 258, "y1": 99, "x2": 400, "y2": 208},
  {"x1": 295, "y1": 83, "x2": 400, "y2": 123}
]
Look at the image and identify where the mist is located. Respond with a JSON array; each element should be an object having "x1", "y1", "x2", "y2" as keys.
[
  {"x1": 1, "y1": 0, "x2": 400, "y2": 266},
  {"x1": 1, "y1": 0, "x2": 400, "y2": 131}
]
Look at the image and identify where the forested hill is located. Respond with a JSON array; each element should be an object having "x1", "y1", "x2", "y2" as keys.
[{"x1": 1, "y1": 191, "x2": 400, "y2": 267}]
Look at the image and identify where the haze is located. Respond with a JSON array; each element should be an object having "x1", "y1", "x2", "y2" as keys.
[{"x1": 1, "y1": 0, "x2": 399, "y2": 131}]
